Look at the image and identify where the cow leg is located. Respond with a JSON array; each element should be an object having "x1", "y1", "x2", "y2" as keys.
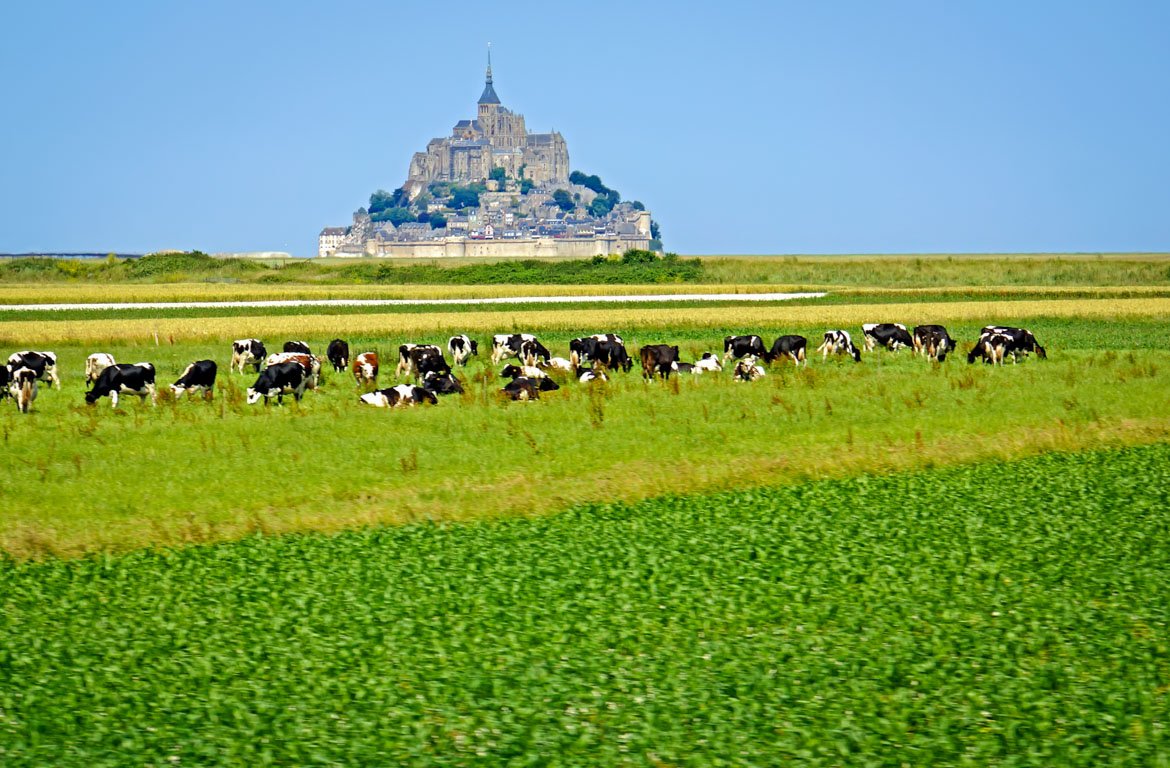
[{"x1": 109, "y1": 390, "x2": 119, "y2": 408}]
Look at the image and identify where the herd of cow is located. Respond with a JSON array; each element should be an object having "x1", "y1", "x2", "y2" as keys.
[{"x1": 0, "y1": 323, "x2": 1047, "y2": 413}]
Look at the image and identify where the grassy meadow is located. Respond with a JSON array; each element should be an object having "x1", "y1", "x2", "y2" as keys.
[
  {"x1": 2, "y1": 252, "x2": 1169, "y2": 763},
  {"x1": 2, "y1": 445, "x2": 1169, "y2": 765}
]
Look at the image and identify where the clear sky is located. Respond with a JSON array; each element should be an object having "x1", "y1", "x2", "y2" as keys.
[{"x1": 1, "y1": 1, "x2": 1167, "y2": 256}]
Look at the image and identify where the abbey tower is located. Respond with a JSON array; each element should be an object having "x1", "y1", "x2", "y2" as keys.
[{"x1": 404, "y1": 52, "x2": 569, "y2": 197}]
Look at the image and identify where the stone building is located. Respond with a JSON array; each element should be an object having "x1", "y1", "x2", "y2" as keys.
[{"x1": 403, "y1": 52, "x2": 569, "y2": 196}]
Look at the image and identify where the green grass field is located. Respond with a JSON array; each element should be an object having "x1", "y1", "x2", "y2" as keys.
[
  {"x1": 2, "y1": 445, "x2": 1168, "y2": 765},
  {"x1": 2, "y1": 254, "x2": 1169, "y2": 764}
]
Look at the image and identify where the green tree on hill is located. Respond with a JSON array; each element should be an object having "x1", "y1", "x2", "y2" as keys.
[{"x1": 552, "y1": 189, "x2": 574, "y2": 212}]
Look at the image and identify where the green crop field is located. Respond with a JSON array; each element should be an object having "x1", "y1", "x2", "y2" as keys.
[
  {"x1": 2, "y1": 445, "x2": 1169, "y2": 765},
  {"x1": 2, "y1": 253, "x2": 1169, "y2": 764}
]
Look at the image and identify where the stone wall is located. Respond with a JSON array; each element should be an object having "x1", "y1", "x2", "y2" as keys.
[{"x1": 333, "y1": 235, "x2": 653, "y2": 259}]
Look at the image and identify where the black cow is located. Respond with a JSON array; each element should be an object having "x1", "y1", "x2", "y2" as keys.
[
  {"x1": 422, "y1": 370, "x2": 464, "y2": 395},
  {"x1": 816, "y1": 330, "x2": 862, "y2": 362},
  {"x1": 502, "y1": 376, "x2": 559, "y2": 401},
  {"x1": 246, "y1": 361, "x2": 307, "y2": 405},
  {"x1": 283, "y1": 340, "x2": 311, "y2": 355},
  {"x1": 7, "y1": 351, "x2": 60, "y2": 389},
  {"x1": 972, "y1": 326, "x2": 1048, "y2": 363},
  {"x1": 640, "y1": 344, "x2": 680, "y2": 380},
  {"x1": 326, "y1": 339, "x2": 350, "y2": 372},
  {"x1": 769, "y1": 335, "x2": 808, "y2": 367},
  {"x1": 723, "y1": 335, "x2": 767, "y2": 362},
  {"x1": 85, "y1": 363, "x2": 157, "y2": 407},
  {"x1": 231, "y1": 339, "x2": 267, "y2": 373},
  {"x1": 448, "y1": 335, "x2": 479, "y2": 366},
  {"x1": 862, "y1": 323, "x2": 913, "y2": 352},
  {"x1": 360, "y1": 384, "x2": 438, "y2": 408},
  {"x1": 913, "y1": 325, "x2": 955, "y2": 362},
  {"x1": 171, "y1": 360, "x2": 217, "y2": 399},
  {"x1": 0, "y1": 364, "x2": 9, "y2": 400}
]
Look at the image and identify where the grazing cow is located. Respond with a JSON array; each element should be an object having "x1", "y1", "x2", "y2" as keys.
[
  {"x1": 591, "y1": 339, "x2": 632, "y2": 372},
  {"x1": 769, "y1": 335, "x2": 808, "y2": 367},
  {"x1": 816, "y1": 330, "x2": 862, "y2": 362},
  {"x1": 265, "y1": 352, "x2": 321, "y2": 389},
  {"x1": 723, "y1": 335, "x2": 767, "y2": 362},
  {"x1": 85, "y1": 353, "x2": 117, "y2": 386},
  {"x1": 8, "y1": 351, "x2": 60, "y2": 389},
  {"x1": 283, "y1": 340, "x2": 311, "y2": 355},
  {"x1": 85, "y1": 363, "x2": 157, "y2": 407},
  {"x1": 490, "y1": 333, "x2": 540, "y2": 364},
  {"x1": 422, "y1": 370, "x2": 464, "y2": 395},
  {"x1": 352, "y1": 352, "x2": 379, "y2": 386},
  {"x1": 246, "y1": 361, "x2": 308, "y2": 405},
  {"x1": 519, "y1": 339, "x2": 551, "y2": 366},
  {"x1": 231, "y1": 339, "x2": 267, "y2": 374},
  {"x1": 733, "y1": 355, "x2": 767, "y2": 382},
  {"x1": 9, "y1": 367, "x2": 38, "y2": 413},
  {"x1": 973, "y1": 326, "x2": 1048, "y2": 363},
  {"x1": 359, "y1": 384, "x2": 438, "y2": 408},
  {"x1": 569, "y1": 333, "x2": 626, "y2": 367},
  {"x1": 326, "y1": 339, "x2": 350, "y2": 372},
  {"x1": 913, "y1": 325, "x2": 955, "y2": 361},
  {"x1": 500, "y1": 364, "x2": 548, "y2": 380},
  {"x1": 501, "y1": 376, "x2": 559, "y2": 401},
  {"x1": 862, "y1": 323, "x2": 914, "y2": 352},
  {"x1": 171, "y1": 360, "x2": 217, "y2": 399},
  {"x1": 969, "y1": 332, "x2": 1012, "y2": 366},
  {"x1": 579, "y1": 368, "x2": 608, "y2": 383},
  {"x1": 917, "y1": 329, "x2": 952, "y2": 362},
  {"x1": 448, "y1": 335, "x2": 479, "y2": 366},
  {"x1": 640, "y1": 344, "x2": 680, "y2": 380},
  {"x1": 396, "y1": 344, "x2": 444, "y2": 378}
]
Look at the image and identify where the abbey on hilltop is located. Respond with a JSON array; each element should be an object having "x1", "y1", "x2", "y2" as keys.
[{"x1": 319, "y1": 51, "x2": 658, "y2": 259}]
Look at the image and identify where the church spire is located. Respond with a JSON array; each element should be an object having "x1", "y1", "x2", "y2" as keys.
[{"x1": 478, "y1": 44, "x2": 500, "y2": 106}]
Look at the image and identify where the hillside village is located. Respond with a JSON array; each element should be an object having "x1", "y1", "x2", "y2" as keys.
[{"x1": 319, "y1": 54, "x2": 659, "y2": 259}]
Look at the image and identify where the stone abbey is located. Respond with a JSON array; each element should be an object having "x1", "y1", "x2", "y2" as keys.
[{"x1": 319, "y1": 52, "x2": 654, "y2": 259}]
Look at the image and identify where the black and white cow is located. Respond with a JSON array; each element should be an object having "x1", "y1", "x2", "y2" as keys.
[
  {"x1": 422, "y1": 370, "x2": 464, "y2": 395},
  {"x1": 448, "y1": 335, "x2": 479, "y2": 366},
  {"x1": 360, "y1": 384, "x2": 438, "y2": 408},
  {"x1": 283, "y1": 340, "x2": 311, "y2": 355},
  {"x1": 171, "y1": 360, "x2": 217, "y2": 399},
  {"x1": 85, "y1": 353, "x2": 117, "y2": 386},
  {"x1": 816, "y1": 330, "x2": 862, "y2": 362},
  {"x1": 968, "y1": 332, "x2": 1012, "y2": 366},
  {"x1": 501, "y1": 376, "x2": 560, "y2": 401},
  {"x1": 500, "y1": 364, "x2": 548, "y2": 380},
  {"x1": 912, "y1": 325, "x2": 954, "y2": 361},
  {"x1": 326, "y1": 339, "x2": 350, "y2": 372},
  {"x1": 569, "y1": 333, "x2": 625, "y2": 367},
  {"x1": 640, "y1": 344, "x2": 680, "y2": 380},
  {"x1": 8, "y1": 351, "x2": 59, "y2": 389},
  {"x1": 519, "y1": 339, "x2": 551, "y2": 366},
  {"x1": 0, "y1": 364, "x2": 9, "y2": 401},
  {"x1": 246, "y1": 361, "x2": 308, "y2": 405},
  {"x1": 671, "y1": 362, "x2": 695, "y2": 374},
  {"x1": 723, "y1": 335, "x2": 767, "y2": 362},
  {"x1": 862, "y1": 323, "x2": 914, "y2": 352},
  {"x1": 539, "y1": 356, "x2": 575, "y2": 374},
  {"x1": 231, "y1": 339, "x2": 267, "y2": 374},
  {"x1": 693, "y1": 353, "x2": 722, "y2": 373},
  {"x1": 769, "y1": 335, "x2": 808, "y2": 367},
  {"x1": 733, "y1": 355, "x2": 767, "y2": 382},
  {"x1": 396, "y1": 344, "x2": 445, "y2": 378},
  {"x1": 265, "y1": 352, "x2": 321, "y2": 389},
  {"x1": 578, "y1": 367, "x2": 608, "y2": 383},
  {"x1": 9, "y1": 367, "x2": 38, "y2": 413},
  {"x1": 491, "y1": 333, "x2": 540, "y2": 365},
  {"x1": 973, "y1": 326, "x2": 1048, "y2": 363},
  {"x1": 85, "y1": 363, "x2": 157, "y2": 407}
]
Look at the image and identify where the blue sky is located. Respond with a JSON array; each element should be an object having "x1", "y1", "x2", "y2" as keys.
[{"x1": 1, "y1": 1, "x2": 1167, "y2": 255}]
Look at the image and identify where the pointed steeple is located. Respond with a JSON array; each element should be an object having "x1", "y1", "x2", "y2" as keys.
[{"x1": 478, "y1": 44, "x2": 500, "y2": 106}]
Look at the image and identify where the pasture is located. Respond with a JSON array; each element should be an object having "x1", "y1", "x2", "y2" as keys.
[
  {"x1": 2, "y1": 445, "x2": 1169, "y2": 765},
  {"x1": 2, "y1": 254, "x2": 1169, "y2": 764}
]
